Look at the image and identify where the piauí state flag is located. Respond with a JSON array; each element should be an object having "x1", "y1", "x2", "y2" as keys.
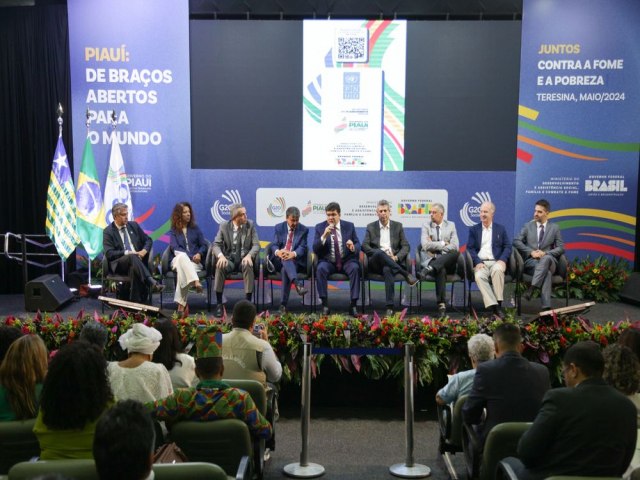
[
  {"x1": 45, "y1": 135, "x2": 80, "y2": 260},
  {"x1": 103, "y1": 131, "x2": 133, "y2": 225},
  {"x1": 76, "y1": 137, "x2": 106, "y2": 259}
]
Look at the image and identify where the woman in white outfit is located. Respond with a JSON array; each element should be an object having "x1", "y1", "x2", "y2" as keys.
[
  {"x1": 108, "y1": 323, "x2": 173, "y2": 403},
  {"x1": 152, "y1": 318, "x2": 198, "y2": 389},
  {"x1": 169, "y1": 202, "x2": 207, "y2": 312}
]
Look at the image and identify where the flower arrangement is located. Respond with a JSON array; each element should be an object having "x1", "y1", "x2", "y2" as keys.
[
  {"x1": 555, "y1": 255, "x2": 630, "y2": 303},
  {"x1": 2, "y1": 310, "x2": 632, "y2": 386}
]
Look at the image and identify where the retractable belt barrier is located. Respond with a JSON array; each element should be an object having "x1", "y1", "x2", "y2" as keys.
[{"x1": 283, "y1": 343, "x2": 431, "y2": 478}]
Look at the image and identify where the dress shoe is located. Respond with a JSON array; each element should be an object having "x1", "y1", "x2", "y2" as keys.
[
  {"x1": 493, "y1": 305, "x2": 505, "y2": 319},
  {"x1": 278, "y1": 304, "x2": 287, "y2": 316},
  {"x1": 214, "y1": 303, "x2": 225, "y2": 318},
  {"x1": 295, "y1": 282, "x2": 308, "y2": 296},
  {"x1": 523, "y1": 285, "x2": 540, "y2": 301},
  {"x1": 421, "y1": 265, "x2": 435, "y2": 278},
  {"x1": 385, "y1": 308, "x2": 394, "y2": 318},
  {"x1": 406, "y1": 274, "x2": 419, "y2": 287},
  {"x1": 437, "y1": 302, "x2": 447, "y2": 319},
  {"x1": 322, "y1": 306, "x2": 331, "y2": 316},
  {"x1": 349, "y1": 305, "x2": 359, "y2": 317}
]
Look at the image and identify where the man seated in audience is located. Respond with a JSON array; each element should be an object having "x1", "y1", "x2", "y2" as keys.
[
  {"x1": 94, "y1": 400, "x2": 155, "y2": 480},
  {"x1": 503, "y1": 341, "x2": 637, "y2": 480},
  {"x1": 146, "y1": 327, "x2": 272, "y2": 440},
  {"x1": 462, "y1": 322, "x2": 550, "y2": 448},
  {"x1": 436, "y1": 333, "x2": 495, "y2": 406}
]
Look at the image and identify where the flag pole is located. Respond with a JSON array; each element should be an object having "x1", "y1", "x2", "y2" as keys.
[
  {"x1": 57, "y1": 103, "x2": 65, "y2": 282},
  {"x1": 85, "y1": 108, "x2": 92, "y2": 286}
]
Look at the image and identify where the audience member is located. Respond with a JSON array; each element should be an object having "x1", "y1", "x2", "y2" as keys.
[
  {"x1": 503, "y1": 341, "x2": 637, "y2": 479},
  {"x1": 436, "y1": 333, "x2": 495, "y2": 406},
  {"x1": 0, "y1": 325, "x2": 23, "y2": 364},
  {"x1": 168, "y1": 202, "x2": 207, "y2": 312},
  {"x1": 78, "y1": 320, "x2": 109, "y2": 352},
  {"x1": 108, "y1": 323, "x2": 173, "y2": 403},
  {"x1": 152, "y1": 318, "x2": 197, "y2": 389},
  {"x1": 0, "y1": 335, "x2": 48, "y2": 421},
  {"x1": 222, "y1": 300, "x2": 282, "y2": 386},
  {"x1": 34, "y1": 342, "x2": 114, "y2": 459},
  {"x1": 93, "y1": 400, "x2": 156, "y2": 480},
  {"x1": 462, "y1": 322, "x2": 550, "y2": 446},
  {"x1": 146, "y1": 327, "x2": 272, "y2": 439},
  {"x1": 619, "y1": 327, "x2": 640, "y2": 361}
]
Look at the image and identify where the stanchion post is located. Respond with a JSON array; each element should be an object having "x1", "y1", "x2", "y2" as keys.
[
  {"x1": 283, "y1": 342, "x2": 325, "y2": 478},
  {"x1": 390, "y1": 343, "x2": 431, "y2": 478}
]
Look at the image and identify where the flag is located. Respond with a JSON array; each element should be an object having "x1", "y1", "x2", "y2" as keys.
[
  {"x1": 103, "y1": 131, "x2": 133, "y2": 225},
  {"x1": 76, "y1": 136, "x2": 106, "y2": 259},
  {"x1": 45, "y1": 135, "x2": 80, "y2": 260}
]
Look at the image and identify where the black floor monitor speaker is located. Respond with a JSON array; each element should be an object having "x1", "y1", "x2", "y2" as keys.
[
  {"x1": 620, "y1": 272, "x2": 640, "y2": 306},
  {"x1": 24, "y1": 274, "x2": 74, "y2": 312}
]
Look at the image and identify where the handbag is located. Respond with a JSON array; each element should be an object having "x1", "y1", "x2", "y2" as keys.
[{"x1": 153, "y1": 442, "x2": 188, "y2": 464}]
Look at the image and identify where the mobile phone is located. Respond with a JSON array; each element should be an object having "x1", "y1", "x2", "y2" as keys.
[{"x1": 252, "y1": 323, "x2": 265, "y2": 337}]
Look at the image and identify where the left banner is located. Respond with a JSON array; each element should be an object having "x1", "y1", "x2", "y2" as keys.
[{"x1": 68, "y1": 0, "x2": 191, "y2": 247}]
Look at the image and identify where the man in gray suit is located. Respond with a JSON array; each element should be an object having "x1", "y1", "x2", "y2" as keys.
[
  {"x1": 419, "y1": 203, "x2": 459, "y2": 318},
  {"x1": 513, "y1": 199, "x2": 564, "y2": 310},
  {"x1": 212, "y1": 203, "x2": 260, "y2": 317},
  {"x1": 362, "y1": 199, "x2": 418, "y2": 317}
]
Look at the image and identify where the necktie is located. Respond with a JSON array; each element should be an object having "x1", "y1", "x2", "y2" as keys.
[
  {"x1": 538, "y1": 224, "x2": 545, "y2": 248},
  {"x1": 233, "y1": 227, "x2": 242, "y2": 262},
  {"x1": 333, "y1": 230, "x2": 342, "y2": 270},
  {"x1": 121, "y1": 227, "x2": 132, "y2": 251},
  {"x1": 285, "y1": 228, "x2": 294, "y2": 251},
  {"x1": 436, "y1": 225, "x2": 440, "y2": 241}
]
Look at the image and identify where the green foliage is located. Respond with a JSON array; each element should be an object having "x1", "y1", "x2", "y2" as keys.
[{"x1": 555, "y1": 255, "x2": 630, "y2": 302}]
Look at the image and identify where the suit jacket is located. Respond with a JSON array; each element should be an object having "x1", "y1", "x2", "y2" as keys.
[
  {"x1": 517, "y1": 378, "x2": 637, "y2": 479},
  {"x1": 362, "y1": 220, "x2": 410, "y2": 264},
  {"x1": 212, "y1": 220, "x2": 260, "y2": 260},
  {"x1": 513, "y1": 220, "x2": 564, "y2": 263},
  {"x1": 462, "y1": 351, "x2": 550, "y2": 443},
  {"x1": 268, "y1": 221, "x2": 309, "y2": 270},
  {"x1": 467, "y1": 222, "x2": 512, "y2": 266},
  {"x1": 103, "y1": 221, "x2": 152, "y2": 273},
  {"x1": 313, "y1": 220, "x2": 360, "y2": 265},
  {"x1": 169, "y1": 225, "x2": 207, "y2": 263},
  {"x1": 420, "y1": 219, "x2": 459, "y2": 268}
]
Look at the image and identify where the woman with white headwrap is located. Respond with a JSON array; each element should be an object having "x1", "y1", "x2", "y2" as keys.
[{"x1": 107, "y1": 323, "x2": 173, "y2": 403}]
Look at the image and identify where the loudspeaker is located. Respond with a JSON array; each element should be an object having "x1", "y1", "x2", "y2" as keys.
[
  {"x1": 620, "y1": 272, "x2": 640, "y2": 306},
  {"x1": 24, "y1": 274, "x2": 74, "y2": 312}
]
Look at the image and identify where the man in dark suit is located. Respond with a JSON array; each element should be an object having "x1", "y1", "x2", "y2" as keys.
[
  {"x1": 467, "y1": 201, "x2": 511, "y2": 319},
  {"x1": 463, "y1": 322, "x2": 550, "y2": 448},
  {"x1": 313, "y1": 202, "x2": 360, "y2": 317},
  {"x1": 503, "y1": 341, "x2": 637, "y2": 480},
  {"x1": 513, "y1": 198, "x2": 564, "y2": 310},
  {"x1": 362, "y1": 199, "x2": 418, "y2": 317},
  {"x1": 268, "y1": 206, "x2": 309, "y2": 314},
  {"x1": 103, "y1": 202, "x2": 164, "y2": 303},
  {"x1": 212, "y1": 203, "x2": 260, "y2": 317}
]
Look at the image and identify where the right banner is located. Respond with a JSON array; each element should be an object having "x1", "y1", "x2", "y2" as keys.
[{"x1": 515, "y1": 0, "x2": 640, "y2": 265}]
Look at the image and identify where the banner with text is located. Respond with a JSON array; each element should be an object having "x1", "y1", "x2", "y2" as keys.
[
  {"x1": 515, "y1": 0, "x2": 640, "y2": 264},
  {"x1": 68, "y1": 0, "x2": 191, "y2": 243}
]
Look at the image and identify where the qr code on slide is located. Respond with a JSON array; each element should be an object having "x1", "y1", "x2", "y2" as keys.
[{"x1": 333, "y1": 28, "x2": 369, "y2": 63}]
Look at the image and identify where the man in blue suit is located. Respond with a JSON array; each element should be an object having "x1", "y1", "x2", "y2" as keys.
[
  {"x1": 268, "y1": 206, "x2": 309, "y2": 314},
  {"x1": 467, "y1": 201, "x2": 511, "y2": 319},
  {"x1": 313, "y1": 202, "x2": 360, "y2": 317}
]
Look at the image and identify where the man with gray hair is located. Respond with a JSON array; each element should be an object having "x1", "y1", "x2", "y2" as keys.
[
  {"x1": 362, "y1": 199, "x2": 417, "y2": 317},
  {"x1": 419, "y1": 203, "x2": 459, "y2": 318},
  {"x1": 267, "y1": 206, "x2": 309, "y2": 314},
  {"x1": 212, "y1": 203, "x2": 260, "y2": 317},
  {"x1": 103, "y1": 202, "x2": 164, "y2": 303},
  {"x1": 436, "y1": 333, "x2": 495, "y2": 406},
  {"x1": 466, "y1": 201, "x2": 511, "y2": 319}
]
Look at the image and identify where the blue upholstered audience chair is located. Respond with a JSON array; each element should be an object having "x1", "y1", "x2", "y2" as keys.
[
  {"x1": 158, "y1": 240, "x2": 211, "y2": 310},
  {"x1": 495, "y1": 460, "x2": 623, "y2": 480},
  {"x1": 463, "y1": 250, "x2": 519, "y2": 314},
  {"x1": 415, "y1": 244, "x2": 467, "y2": 312},
  {"x1": 360, "y1": 251, "x2": 415, "y2": 313},
  {"x1": 8, "y1": 460, "x2": 231, "y2": 480},
  {"x1": 463, "y1": 421, "x2": 531, "y2": 480},
  {"x1": 513, "y1": 250, "x2": 569, "y2": 315},
  {"x1": 170, "y1": 419, "x2": 255, "y2": 480},
  {"x1": 259, "y1": 249, "x2": 313, "y2": 311},
  {"x1": 0, "y1": 418, "x2": 39, "y2": 475}
]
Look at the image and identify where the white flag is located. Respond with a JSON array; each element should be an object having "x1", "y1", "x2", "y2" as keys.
[{"x1": 103, "y1": 131, "x2": 133, "y2": 224}]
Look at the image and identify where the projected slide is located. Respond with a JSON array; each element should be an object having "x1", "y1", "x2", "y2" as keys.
[{"x1": 303, "y1": 20, "x2": 407, "y2": 171}]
